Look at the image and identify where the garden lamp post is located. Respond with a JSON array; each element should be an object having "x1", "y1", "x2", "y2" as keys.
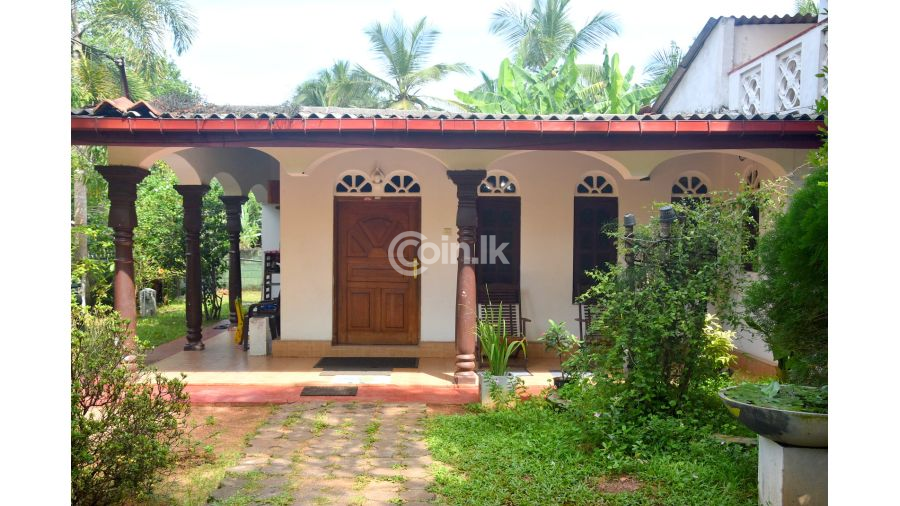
[
  {"x1": 658, "y1": 205, "x2": 676, "y2": 238},
  {"x1": 623, "y1": 213, "x2": 636, "y2": 266}
]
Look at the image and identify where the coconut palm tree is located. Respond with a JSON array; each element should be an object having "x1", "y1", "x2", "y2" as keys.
[
  {"x1": 71, "y1": 0, "x2": 196, "y2": 304},
  {"x1": 292, "y1": 61, "x2": 382, "y2": 108},
  {"x1": 643, "y1": 41, "x2": 683, "y2": 87},
  {"x1": 490, "y1": 0, "x2": 620, "y2": 71},
  {"x1": 358, "y1": 16, "x2": 471, "y2": 110}
]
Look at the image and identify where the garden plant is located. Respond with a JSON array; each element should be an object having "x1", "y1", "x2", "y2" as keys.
[{"x1": 71, "y1": 305, "x2": 191, "y2": 505}]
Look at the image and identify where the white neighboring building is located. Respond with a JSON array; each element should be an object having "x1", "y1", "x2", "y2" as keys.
[{"x1": 652, "y1": 10, "x2": 828, "y2": 116}]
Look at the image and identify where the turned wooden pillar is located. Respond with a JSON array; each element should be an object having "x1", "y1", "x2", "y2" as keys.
[
  {"x1": 447, "y1": 170, "x2": 486, "y2": 385},
  {"x1": 96, "y1": 166, "x2": 149, "y2": 340},
  {"x1": 175, "y1": 185, "x2": 210, "y2": 351},
  {"x1": 221, "y1": 196, "x2": 248, "y2": 323}
]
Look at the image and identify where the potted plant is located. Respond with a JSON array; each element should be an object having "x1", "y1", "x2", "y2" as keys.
[
  {"x1": 478, "y1": 303, "x2": 527, "y2": 406},
  {"x1": 539, "y1": 320, "x2": 581, "y2": 388}
]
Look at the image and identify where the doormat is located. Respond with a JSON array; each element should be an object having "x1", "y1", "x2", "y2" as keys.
[
  {"x1": 314, "y1": 357, "x2": 419, "y2": 370},
  {"x1": 300, "y1": 385, "x2": 358, "y2": 396}
]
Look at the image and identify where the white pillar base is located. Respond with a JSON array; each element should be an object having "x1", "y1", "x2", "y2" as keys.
[
  {"x1": 758, "y1": 436, "x2": 827, "y2": 505},
  {"x1": 248, "y1": 316, "x2": 272, "y2": 356}
]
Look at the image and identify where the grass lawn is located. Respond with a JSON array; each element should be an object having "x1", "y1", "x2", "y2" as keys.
[
  {"x1": 425, "y1": 399, "x2": 758, "y2": 506},
  {"x1": 136, "y1": 290, "x2": 262, "y2": 349}
]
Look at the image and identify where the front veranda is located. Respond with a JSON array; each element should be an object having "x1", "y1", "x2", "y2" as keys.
[{"x1": 72, "y1": 104, "x2": 823, "y2": 389}]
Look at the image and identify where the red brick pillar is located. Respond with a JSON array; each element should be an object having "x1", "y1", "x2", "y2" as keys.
[
  {"x1": 96, "y1": 165, "x2": 148, "y2": 341},
  {"x1": 175, "y1": 185, "x2": 210, "y2": 351},
  {"x1": 447, "y1": 170, "x2": 486, "y2": 385}
]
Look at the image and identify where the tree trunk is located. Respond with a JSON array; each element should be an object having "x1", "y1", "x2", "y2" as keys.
[{"x1": 73, "y1": 164, "x2": 89, "y2": 306}]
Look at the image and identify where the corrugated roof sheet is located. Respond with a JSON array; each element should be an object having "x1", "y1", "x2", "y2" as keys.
[
  {"x1": 733, "y1": 13, "x2": 819, "y2": 25},
  {"x1": 72, "y1": 102, "x2": 823, "y2": 122}
]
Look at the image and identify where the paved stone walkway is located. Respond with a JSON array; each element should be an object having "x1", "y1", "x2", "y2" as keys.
[{"x1": 209, "y1": 402, "x2": 437, "y2": 505}]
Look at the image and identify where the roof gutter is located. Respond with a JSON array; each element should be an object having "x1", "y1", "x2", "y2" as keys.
[{"x1": 70, "y1": 116, "x2": 825, "y2": 151}]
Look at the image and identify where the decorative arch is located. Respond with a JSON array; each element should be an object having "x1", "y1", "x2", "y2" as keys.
[
  {"x1": 304, "y1": 147, "x2": 448, "y2": 176},
  {"x1": 210, "y1": 172, "x2": 244, "y2": 196},
  {"x1": 647, "y1": 149, "x2": 789, "y2": 180},
  {"x1": 671, "y1": 172, "x2": 710, "y2": 198},
  {"x1": 249, "y1": 183, "x2": 268, "y2": 203},
  {"x1": 479, "y1": 170, "x2": 518, "y2": 195},
  {"x1": 575, "y1": 172, "x2": 617, "y2": 196}
]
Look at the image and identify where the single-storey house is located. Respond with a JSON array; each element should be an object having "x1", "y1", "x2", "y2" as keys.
[{"x1": 70, "y1": 13, "x2": 826, "y2": 384}]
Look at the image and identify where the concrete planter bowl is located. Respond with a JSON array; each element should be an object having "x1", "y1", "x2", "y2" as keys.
[
  {"x1": 479, "y1": 372, "x2": 516, "y2": 406},
  {"x1": 719, "y1": 386, "x2": 828, "y2": 448}
]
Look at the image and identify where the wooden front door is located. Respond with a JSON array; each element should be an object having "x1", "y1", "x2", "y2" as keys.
[{"x1": 335, "y1": 198, "x2": 420, "y2": 345}]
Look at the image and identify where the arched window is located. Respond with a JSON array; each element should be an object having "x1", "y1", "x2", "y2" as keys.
[
  {"x1": 383, "y1": 173, "x2": 421, "y2": 193},
  {"x1": 479, "y1": 171, "x2": 518, "y2": 195},
  {"x1": 335, "y1": 171, "x2": 373, "y2": 193},
  {"x1": 743, "y1": 168, "x2": 761, "y2": 190},
  {"x1": 742, "y1": 167, "x2": 762, "y2": 272},
  {"x1": 576, "y1": 173, "x2": 616, "y2": 195},
  {"x1": 334, "y1": 170, "x2": 421, "y2": 195},
  {"x1": 671, "y1": 174, "x2": 709, "y2": 198},
  {"x1": 573, "y1": 172, "x2": 618, "y2": 300}
]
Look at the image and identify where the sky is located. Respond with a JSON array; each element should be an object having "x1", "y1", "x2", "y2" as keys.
[{"x1": 171, "y1": 0, "x2": 802, "y2": 106}]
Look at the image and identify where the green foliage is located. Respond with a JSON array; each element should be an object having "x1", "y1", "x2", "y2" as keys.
[
  {"x1": 291, "y1": 60, "x2": 382, "y2": 108},
  {"x1": 477, "y1": 303, "x2": 527, "y2": 377},
  {"x1": 357, "y1": 15, "x2": 471, "y2": 109},
  {"x1": 539, "y1": 320, "x2": 581, "y2": 378},
  {"x1": 643, "y1": 41, "x2": 683, "y2": 87},
  {"x1": 426, "y1": 398, "x2": 757, "y2": 505},
  {"x1": 134, "y1": 162, "x2": 184, "y2": 297},
  {"x1": 726, "y1": 382, "x2": 827, "y2": 413},
  {"x1": 577, "y1": 189, "x2": 781, "y2": 414},
  {"x1": 200, "y1": 180, "x2": 229, "y2": 320},
  {"x1": 240, "y1": 192, "x2": 262, "y2": 249},
  {"x1": 71, "y1": 305, "x2": 190, "y2": 505},
  {"x1": 454, "y1": 47, "x2": 658, "y2": 114},
  {"x1": 489, "y1": 0, "x2": 620, "y2": 71},
  {"x1": 743, "y1": 168, "x2": 827, "y2": 385},
  {"x1": 795, "y1": 0, "x2": 820, "y2": 16},
  {"x1": 742, "y1": 76, "x2": 827, "y2": 386}
]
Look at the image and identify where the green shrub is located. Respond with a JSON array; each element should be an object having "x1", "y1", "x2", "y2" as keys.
[
  {"x1": 71, "y1": 306, "x2": 191, "y2": 506},
  {"x1": 577, "y1": 192, "x2": 775, "y2": 415},
  {"x1": 743, "y1": 166, "x2": 827, "y2": 385}
]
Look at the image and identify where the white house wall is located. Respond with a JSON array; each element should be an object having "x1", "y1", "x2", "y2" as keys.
[
  {"x1": 276, "y1": 147, "x2": 805, "y2": 365},
  {"x1": 663, "y1": 19, "x2": 734, "y2": 114}
]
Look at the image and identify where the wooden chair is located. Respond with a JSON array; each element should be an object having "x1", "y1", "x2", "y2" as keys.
[
  {"x1": 476, "y1": 284, "x2": 530, "y2": 370},
  {"x1": 575, "y1": 301, "x2": 612, "y2": 348}
]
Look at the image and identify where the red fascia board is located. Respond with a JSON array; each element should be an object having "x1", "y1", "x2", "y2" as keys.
[
  {"x1": 406, "y1": 119, "x2": 442, "y2": 131},
  {"x1": 608, "y1": 121, "x2": 641, "y2": 133},
  {"x1": 441, "y1": 120, "x2": 476, "y2": 132},
  {"x1": 71, "y1": 116, "x2": 824, "y2": 138}
]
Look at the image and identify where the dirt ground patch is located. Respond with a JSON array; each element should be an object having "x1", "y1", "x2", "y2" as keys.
[
  {"x1": 146, "y1": 405, "x2": 273, "y2": 505},
  {"x1": 183, "y1": 405, "x2": 274, "y2": 456},
  {"x1": 595, "y1": 475, "x2": 643, "y2": 493},
  {"x1": 426, "y1": 403, "x2": 470, "y2": 416}
]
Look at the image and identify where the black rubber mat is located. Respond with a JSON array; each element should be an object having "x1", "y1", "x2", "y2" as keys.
[
  {"x1": 313, "y1": 357, "x2": 419, "y2": 371},
  {"x1": 300, "y1": 386, "x2": 358, "y2": 396}
]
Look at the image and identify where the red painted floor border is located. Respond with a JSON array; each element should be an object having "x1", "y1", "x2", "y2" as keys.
[{"x1": 185, "y1": 384, "x2": 482, "y2": 405}]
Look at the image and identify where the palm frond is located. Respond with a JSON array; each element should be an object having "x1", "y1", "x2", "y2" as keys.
[{"x1": 568, "y1": 11, "x2": 620, "y2": 55}]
